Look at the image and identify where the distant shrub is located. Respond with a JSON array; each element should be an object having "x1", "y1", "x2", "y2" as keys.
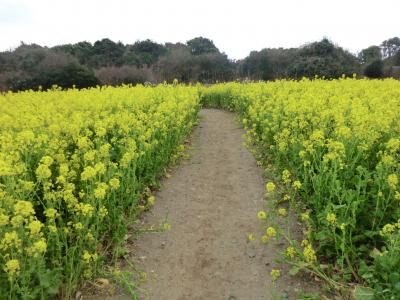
[
  {"x1": 364, "y1": 60, "x2": 384, "y2": 78},
  {"x1": 95, "y1": 66, "x2": 153, "y2": 86}
]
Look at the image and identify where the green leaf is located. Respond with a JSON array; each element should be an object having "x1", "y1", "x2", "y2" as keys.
[
  {"x1": 353, "y1": 285, "x2": 374, "y2": 300},
  {"x1": 289, "y1": 266, "x2": 300, "y2": 276}
]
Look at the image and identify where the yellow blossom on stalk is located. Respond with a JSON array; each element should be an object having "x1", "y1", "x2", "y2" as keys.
[
  {"x1": 81, "y1": 166, "x2": 97, "y2": 181},
  {"x1": 1, "y1": 231, "x2": 22, "y2": 250},
  {"x1": 270, "y1": 269, "x2": 281, "y2": 281},
  {"x1": 282, "y1": 169, "x2": 291, "y2": 184},
  {"x1": 248, "y1": 233, "x2": 255, "y2": 241},
  {"x1": 148, "y1": 195, "x2": 155, "y2": 206},
  {"x1": 109, "y1": 178, "x2": 120, "y2": 189},
  {"x1": 301, "y1": 239, "x2": 309, "y2": 247},
  {"x1": 261, "y1": 235, "x2": 269, "y2": 244},
  {"x1": 28, "y1": 238, "x2": 47, "y2": 256},
  {"x1": 27, "y1": 220, "x2": 43, "y2": 236},
  {"x1": 84, "y1": 150, "x2": 96, "y2": 162},
  {"x1": 303, "y1": 244, "x2": 317, "y2": 263},
  {"x1": 266, "y1": 182, "x2": 276, "y2": 193},
  {"x1": 395, "y1": 191, "x2": 400, "y2": 201},
  {"x1": 266, "y1": 227, "x2": 276, "y2": 237},
  {"x1": 300, "y1": 212, "x2": 310, "y2": 222},
  {"x1": 75, "y1": 203, "x2": 94, "y2": 217},
  {"x1": 163, "y1": 222, "x2": 171, "y2": 231},
  {"x1": 4, "y1": 259, "x2": 20, "y2": 278},
  {"x1": 11, "y1": 215, "x2": 24, "y2": 227},
  {"x1": 35, "y1": 164, "x2": 52, "y2": 180},
  {"x1": 94, "y1": 162, "x2": 106, "y2": 174},
  {"x1": 283, "y1": 194, "x2": 290, "y2": 201},
  {"x1": 40, "y1": 156, "x2": 54, "y2": 166},
  {"x1": 74, "y1": 222, "x2": 84, "y2": 231},
  {"x1": 286, "y1": 246, "x2": 296, "y2": 258},
  {"x1": 86, "y1": 232, "x2": 95, "y2": 242},
  {"x1": 44, "y1": 208, "x2": 58, "y2": 219},
  {"x1": 48, "y1": 225, "x2": 57, "y2": 233},
  {"x1": 257, "y1": 211, "x2": 267, "y2": 220},
  {"x1": 292, "y1": 180, "x2": 302, "y2": 190},
  {"x1": 99, "y1": 206, "x2": 108, "y2": 218},
  {"x1": 388, "y1": 174, "x2": 398, "y2": 189},
  {"x1": 82, "y1": 250, "x2": 92, "y2": 263},
  {"x1": 278, "y1": 208, "x2": 287, "y2": 217},
  {"x1": 14, "y1": 200, "x2": 35, "y2": 217},
  {"x1": 326, "y1": 213, "x2": 337, "y2": 226},
  {"x1": 0, "y1": 213, "x2": 9, "y2": 227},
  {"x1": 380, "y1": 223, "x2": 396, "y2": 236},
  {"x1": 94, "y1": 183, "x2": 108, "y2": 199}
]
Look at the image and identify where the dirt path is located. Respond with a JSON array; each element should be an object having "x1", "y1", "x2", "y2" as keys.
[{"x1": 125, "y1": 109, "x2": 310, "y2": 300}]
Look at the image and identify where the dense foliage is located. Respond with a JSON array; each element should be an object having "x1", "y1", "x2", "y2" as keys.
[
  {"x1": 200, "y1": 79, "x2": 400, "y2": 299},
  {"x1": 1, "y1": 36, "x2": 399, "y2": 92},
  {"x1": 0, "y1": 85, "x2": 199, "y2": 298}
]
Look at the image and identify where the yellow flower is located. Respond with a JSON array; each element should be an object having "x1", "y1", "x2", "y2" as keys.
[
  {"x1": 300, "y1": 212, "x2": 310, "y2": 222},
  {"x1": 99, "y1": 206, "x2": 108, "y2": 218},
  {"x1": 14, "y1": 200, "x2": 35, "y2": 217},
  {"x1": 4, "y1": 259, "x2": 20, "y2": 278},
  {"x1": 40, "y1": 156, "x2": 54, "y2": 166},
  {"x1": 380, "y1": 223, "x2": 396, "y2": 236},
  {"x1": 265, "y1": 182, "x2": 276, "y2": 193},
  {"x1": 44, "y1": 208, "x2": 58, "y2": 219},
  {"x1": 247, "y1": 233, "x2": 255, "y2": 241},
  {"x1": 94, "y1": 183, "x2": 108, "y2": 199},
  {"x1": 94, "y1": 162, "x2": 106, "y2": 174},
  {"x1": 301, "y1": 239, "x2": 309, "y2": 247},
  {"x1": 292, "y1": 180, "x2": 302, "y2": 190},
  {"x1": 278, "y1": 208, "x2": 287, "y2": 217},
  {"x1": 81, "y1": 166, "x2": 97, "y2": 181},
  {"x1": 388, "y1": 174, "x2": 398, "y2": 189},
  {"x1": 270, "y1": 269, "x2": 281, "y2": 281},
  {"x1": 148, "y1": 195, "x2": 155, "y2": 206},
  {"x1": 74, "y1": 222, "x2": 84, "y2": 230},
  {"x1": 1, "y1": 231, "x2": 22, "y2": 250},
  {"x1": 82, "y1": 250, "x2": 92, "y2": 263},
  {"x1": 303, "y1": 244, "x2": 317, "y2": 263},
  {"x1": 27, "y1": 220, "x2": 43, "y2": 236},
  {"x1": 266, "y1": 227, "x2": 276, "y2": 237},
  {"x1": 35, "y1": 164, "x2": 52, "y2": 180},
  {"x1": 282, "y1": 169, "x2": 291, "y2": 184},
  {"x1": 163, "y1": 222, "x2": 171, "y2": 231},
  {"x1": 109, "y1": 178, "x2": 120, "y2": 189},
  {"x1": 326, "y1": 213, "x2": 337, "y2": 225},
  {"x1": 257, "y1": 211, "x2": 267, "y2": 220},
  {"x1": 48, "y1": 225, "x2": 57, "y2": 233},
  {"x1": 0, "y1": 213, "x2": 9, "y2": 227},
  {"x1": 83, "y1": 150, "x2": 96, "y2": 162},
  {"x1": 29, "y1": 238, "x2": 47, "y2": 256},
  {"x1": 261, "y1": 235, "x2": 269, "y2": 244},
  {"x1": 286, "y1": 246, "x2": 296, "y2": 258}
]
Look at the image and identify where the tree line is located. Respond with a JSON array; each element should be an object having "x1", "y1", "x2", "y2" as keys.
[{"x1": 0, "y1": 36, "x2": 399, "y2": 91}]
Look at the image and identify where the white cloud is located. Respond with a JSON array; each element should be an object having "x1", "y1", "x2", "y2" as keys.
[{"x1": 0, "y1": 0, "x2": 399, "y2": 59}]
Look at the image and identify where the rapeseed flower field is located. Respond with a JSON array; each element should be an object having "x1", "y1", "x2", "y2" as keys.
[
  {"x1": 0, "y1": 84, "x2": 199, "y2": 298},
  {"x1": 1, "y1": 78, "x2": 400, "y2": 298},
  {"x1": 201, "y1": 78, "x2": 400, "y2": 298}
]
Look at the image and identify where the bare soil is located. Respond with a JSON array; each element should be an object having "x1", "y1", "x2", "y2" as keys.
[{"x1": 85, "y1": 109, "x2": 320, "y2": 300}]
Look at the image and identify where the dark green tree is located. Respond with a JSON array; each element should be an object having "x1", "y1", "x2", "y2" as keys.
[
  {"x1": 358, "y1": 46, "x2": 382, "y2": 64},
  {"x1": 186, "y1": 37, "x2": 219, "y2": 56},
  {"x1": 364, "y1": 60, "x2": 384, "y2": 78}
]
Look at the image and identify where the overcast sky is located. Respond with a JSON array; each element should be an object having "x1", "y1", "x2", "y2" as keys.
[{"x1": 1, "y1": 0, "x2": 399, "y2": 59}]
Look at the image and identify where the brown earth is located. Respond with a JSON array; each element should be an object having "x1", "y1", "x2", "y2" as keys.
[{"x1": 85, "y1": 109, "x2": 321, "y2": 300}]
